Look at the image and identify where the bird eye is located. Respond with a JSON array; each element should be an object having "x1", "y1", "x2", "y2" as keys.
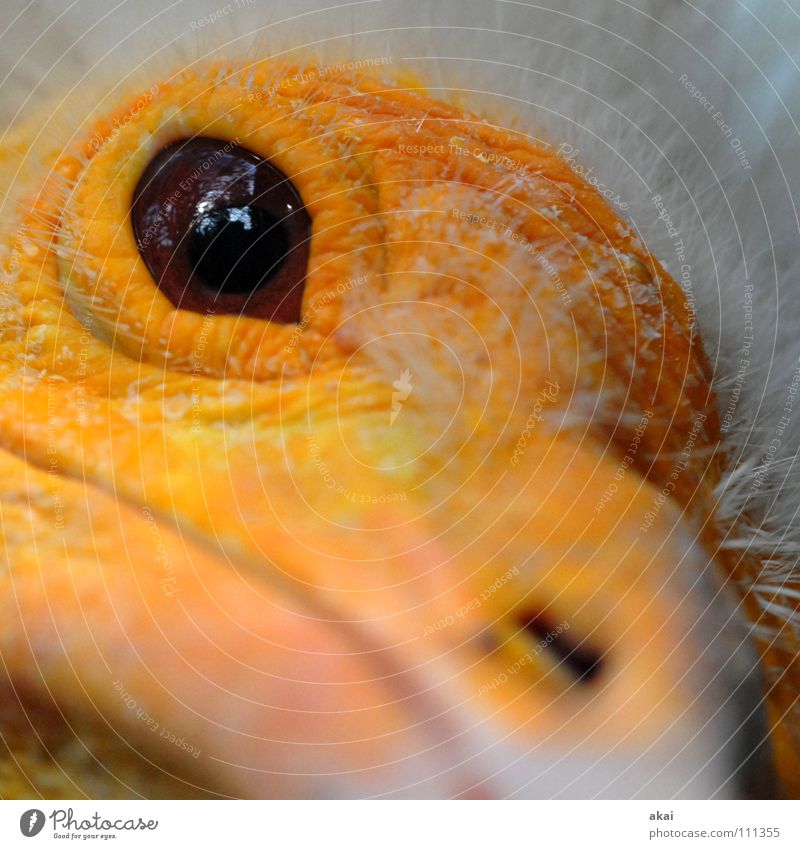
[{"x1": 132, "y1": 137, "x2": 311, "y2": 323}]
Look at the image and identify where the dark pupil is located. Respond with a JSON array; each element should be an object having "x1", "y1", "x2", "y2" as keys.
[
  {"x1": 190, "y1": 206, "x2": 289, "y2": 295},
  {"x1": 132, "y1": 137, "x2": 310, "y2": 323}
]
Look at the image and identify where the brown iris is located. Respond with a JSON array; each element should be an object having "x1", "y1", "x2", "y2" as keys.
[{"x1": 132, "y1": 137, "x2": 310, "y2": 323}]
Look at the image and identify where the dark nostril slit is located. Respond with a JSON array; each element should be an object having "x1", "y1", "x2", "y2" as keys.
[{"x1": 517, "y1": 612, "x2": 605, "y2": 684}]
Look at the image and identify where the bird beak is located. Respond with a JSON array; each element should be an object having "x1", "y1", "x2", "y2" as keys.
[{"x1": 0, "y1": 433, "x2": 773, "y2": 798}]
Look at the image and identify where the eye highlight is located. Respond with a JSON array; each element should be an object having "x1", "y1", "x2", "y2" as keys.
[{"x1": 132, "y1": 137, "x2": 311, "y2": 323}]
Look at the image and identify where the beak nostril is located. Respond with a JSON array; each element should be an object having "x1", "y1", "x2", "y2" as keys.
[{"x1": 516, "y1": 612, "x2": 605, "y2": 685}]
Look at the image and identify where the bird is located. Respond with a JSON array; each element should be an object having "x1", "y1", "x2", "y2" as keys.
[{"x1": 0, "y1": 0, "x2": 797, "y2": 800}]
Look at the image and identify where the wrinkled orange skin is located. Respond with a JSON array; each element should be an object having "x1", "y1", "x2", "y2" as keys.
[{"x1": 0, "y1": 61, "x2": 796, "y2": 798}]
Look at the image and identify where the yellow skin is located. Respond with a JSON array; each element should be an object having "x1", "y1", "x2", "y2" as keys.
[{"x1": 0, "y1": 60, "x2": 795, "y2": 797}]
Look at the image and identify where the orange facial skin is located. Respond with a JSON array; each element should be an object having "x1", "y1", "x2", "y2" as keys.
[{"x1": 0, "y1": 60, "x2": 795, "y2": 798}]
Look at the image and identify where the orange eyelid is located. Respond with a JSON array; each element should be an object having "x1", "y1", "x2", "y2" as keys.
[{"x1": 53, "y1": 65, "x2": 385, "y2": 381}]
